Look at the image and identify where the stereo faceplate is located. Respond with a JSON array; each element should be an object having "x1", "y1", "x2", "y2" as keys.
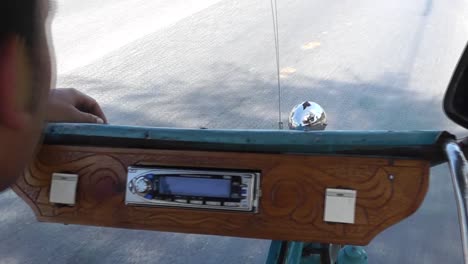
[{"x1": 125, "y1": 167, "x2": 261, "y2": 212}]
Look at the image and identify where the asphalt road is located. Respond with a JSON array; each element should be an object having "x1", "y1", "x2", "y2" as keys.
[{"x1": 1, "y1": 0, "x2": 468, "y2": 263}]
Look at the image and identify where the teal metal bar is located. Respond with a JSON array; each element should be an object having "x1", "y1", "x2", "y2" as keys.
[
  {"x1": 285, "y1": 242, "x2": 305, "y2": 264},
  {"x1": 266, "y1": 241, "x2": 308, "y2": 264},
  {"x1": 44, "y1": 123, "x2": 452, "y2": 163},
  {"x1": 266, "y1": 241, "x2": 324, "y2": 264},
  {"x1": 266, "y1": 241, "x2": 284, "y2": 264},
  {"x1": 337, "y1": 246, "x2": 368, "y2": 264}
]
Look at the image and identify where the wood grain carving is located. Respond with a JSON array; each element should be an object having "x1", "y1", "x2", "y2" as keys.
[{"x1": 12, "y1": 145, "x2": 430, "y2": 245}]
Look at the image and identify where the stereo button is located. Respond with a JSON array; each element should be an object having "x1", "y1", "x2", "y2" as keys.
[
  {"x1": 224, "y1": 202, "x2": 240, "y2": 207},
  {"x1": 134, "y1": 177, "x2": 152, "y2": 193},
  {"x1": 190, "y1": 200, "x2": 203, "y2": 205},
  {"x1": 206, "y1": 201, "x2": 221, "y2": 206},
  {"x1": 145, "y1": 174, "x2": 155, "y2": 180},
  {"x1": 175, "y1": 199, "x2": 188, "y2": 203}
]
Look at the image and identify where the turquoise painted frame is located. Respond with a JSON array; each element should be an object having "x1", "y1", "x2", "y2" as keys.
[{"x1": 44, "y1": 124, "x2": 452, "y2": 164}]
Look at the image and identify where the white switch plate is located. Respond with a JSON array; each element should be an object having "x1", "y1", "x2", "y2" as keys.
[
  {"x1": 49, "y1": 173, "x2": 78, "y2": 205},
  {"x1": 324, "y1": 188, "x2": 356, "y2": 224}
]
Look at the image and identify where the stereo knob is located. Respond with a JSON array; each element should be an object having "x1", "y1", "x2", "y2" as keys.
[{"x1": 134, "y1": 177, "x2": 152, "y2": 193}]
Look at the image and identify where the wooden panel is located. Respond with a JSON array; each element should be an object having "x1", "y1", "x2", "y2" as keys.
[{"x1": 12, "y1": 145, "x2": 430, "y2": 245}]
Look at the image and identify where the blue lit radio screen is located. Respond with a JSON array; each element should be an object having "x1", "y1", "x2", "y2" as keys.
[{"x1": 159, "y1": 176, "x2": 231, "y2": 198}]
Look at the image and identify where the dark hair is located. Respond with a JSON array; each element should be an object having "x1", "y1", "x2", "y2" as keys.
[
  {"x1": 0, "y1": 1, "x2": 40, "y2": 114},
  {"x1": 0, "y1": 1, "x2": 37, "y2": 48}
]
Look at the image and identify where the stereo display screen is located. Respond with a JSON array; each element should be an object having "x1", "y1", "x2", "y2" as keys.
[{"x1": 159, "y1": 176, "x2": 231, "y2": 198}]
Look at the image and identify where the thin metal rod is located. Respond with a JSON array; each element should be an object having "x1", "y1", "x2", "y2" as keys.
[
  {"x1": 445, "y1": 141, "x2": 468, "y2": 263},
  {"x1": 269, "y1": 0, "x2": 282, "y2": 129}
]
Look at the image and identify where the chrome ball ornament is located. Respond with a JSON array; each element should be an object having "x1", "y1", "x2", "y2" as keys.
[{"x1": 288, "y1": 101, "x2": 327, "y2": 131}]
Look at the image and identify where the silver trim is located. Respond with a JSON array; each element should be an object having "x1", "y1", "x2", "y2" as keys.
[{"x1": 445, "y1": 141, "x2": 468, "y2": 264}]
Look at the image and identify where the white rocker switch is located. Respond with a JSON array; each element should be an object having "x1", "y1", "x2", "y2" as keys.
[
  {"x1": 49, "y1": 173, "x2": 78, "y2": 205},
  {"x1": 324, "y1": 188, "x2": 356, "y2": 224}
]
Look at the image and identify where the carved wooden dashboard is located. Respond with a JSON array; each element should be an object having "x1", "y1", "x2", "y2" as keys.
[{"x1": 12, "y1": 145, "x2": 430, "y2": 245}]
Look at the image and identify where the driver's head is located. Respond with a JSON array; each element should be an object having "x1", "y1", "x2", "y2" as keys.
[{"x1": 0, "y1": 0, "x2": 54, "y2": 191}]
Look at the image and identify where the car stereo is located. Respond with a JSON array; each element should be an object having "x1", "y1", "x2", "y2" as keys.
[{"x1": 125, "y1": 167, "x2": 261, "y2": 212}]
